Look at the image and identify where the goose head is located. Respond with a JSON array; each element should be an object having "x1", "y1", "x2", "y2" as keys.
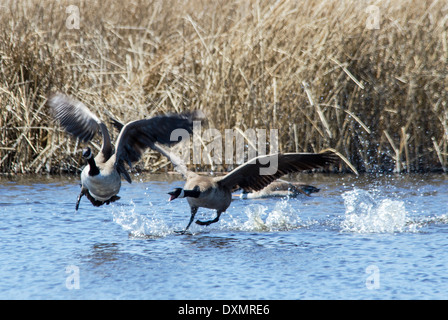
[
  {"x1": 168, "y1": 188, "x2": 184, "y2": 201},
  {"x1": 168, "y1": 186, "x2": 201, "y2": 201}
]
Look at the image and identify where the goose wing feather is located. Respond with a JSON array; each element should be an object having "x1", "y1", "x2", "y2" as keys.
[
  {"x1": 47, "y1": 92, "x2": 101, "y2": 142},
  {"x1": 217, "y1": 151, "x2": 338, "y2": 192},
  {"x1": 113, "y1": 111, "x2": 204, "y2": 181}
]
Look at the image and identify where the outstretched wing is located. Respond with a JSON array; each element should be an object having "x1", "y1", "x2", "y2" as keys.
[
  {"x1": 217, "y1": 152, "x2": 338, "y2": 192},
  {"x1": 113, "y1": 111, "x2": 204, "y2": 182},
  {"x1": 47, "y1": 92, "x2": 101, "y2": 142}
]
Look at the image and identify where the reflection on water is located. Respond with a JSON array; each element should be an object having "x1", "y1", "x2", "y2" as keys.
[
  {"x1": 0, "y1": 173, "x2": 447, "y2": 299},
  {"x1": 87, "y1": 243, "x2": 121, "y2": 266},
  {"x1": 182, "y1": 235, "x2": 240, "y2": 250}
]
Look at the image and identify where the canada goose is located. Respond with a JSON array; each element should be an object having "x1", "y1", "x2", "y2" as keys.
[
  {"x1": 236, "y1": 179, "x2": 320, "y2": 199},
  {"x1": 47, "y1": 92, "x2": 204, "y2": 210},
  {"x1": 160, "y1": 145, "x2": 338, "y2": 233}
]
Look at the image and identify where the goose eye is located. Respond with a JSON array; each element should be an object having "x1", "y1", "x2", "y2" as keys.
[{"x1": 82, "y1": 148, "x2": 91, "y2": 158}]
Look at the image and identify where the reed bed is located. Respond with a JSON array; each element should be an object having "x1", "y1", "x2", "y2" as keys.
[{"x1": 1, "y1": 0, "x2": 448, "y2": 175}]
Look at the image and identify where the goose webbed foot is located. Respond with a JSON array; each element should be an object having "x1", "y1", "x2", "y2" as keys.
[
  {"x1": 104, "y1": 195, "x2": 121, "y2": 205},
  {"x1": 174, "y1": 229, "x2": 193, "y2": 235},
  {"x1": 84, "y1": 191, "x2": 106, "y2": 207},
  {"x1": 195, "y1": 218, "x2": 218, "y2": 226},
  {"x1": 84, "y1": 190, "x2": 120, "y2": 207},
  {"x1": 195, "y1": 211, "x2": 223, "y2": 226}
]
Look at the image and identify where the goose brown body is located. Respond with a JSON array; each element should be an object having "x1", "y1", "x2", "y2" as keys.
[{"x1": 184, "y1": 174, "x2": 232, "y2": 213}]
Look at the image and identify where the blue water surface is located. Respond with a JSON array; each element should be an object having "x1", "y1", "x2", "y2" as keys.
[{"x1": 0, "y1": 173, "x2": 447, "y2": 299}]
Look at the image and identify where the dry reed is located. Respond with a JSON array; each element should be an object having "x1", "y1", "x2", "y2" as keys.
[{"x1": 1, "y1": 0, "x2": 448, "y2": 175}]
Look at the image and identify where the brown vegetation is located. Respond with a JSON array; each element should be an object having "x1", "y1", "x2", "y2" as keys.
[{"x1": 1, "y1": 0, "x2": 448, "y2": 175}]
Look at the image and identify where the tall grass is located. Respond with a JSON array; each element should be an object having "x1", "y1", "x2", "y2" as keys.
[{"x1": 1, "y1": 0, "x2": 447, "y2": 175}]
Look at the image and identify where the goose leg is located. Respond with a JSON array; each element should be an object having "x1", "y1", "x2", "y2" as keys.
[
  {"x1": 176, "y1": 206, "x2": 198, "y2": 234},
  {"x1": 75, "y1": 189, "x2": 86, "y2": 211},
  {"x1": 196, "y1": 210, "x2": 223, "y2": 226}
]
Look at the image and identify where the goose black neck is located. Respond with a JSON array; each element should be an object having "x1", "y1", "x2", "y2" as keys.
[
  {"x1": 87, "y1": 157, "x2": 100, "y2": 176},
  {"x1": 184, "y1": 189, "x2": 201, "y2": 198}
]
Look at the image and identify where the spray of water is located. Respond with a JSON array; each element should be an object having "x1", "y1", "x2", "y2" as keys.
[
  {"x1": 238, "y1": 200, "x2": 304, "y2": 232},
  {"x1": 112, "y1": 201, "x2": 172, "y2": 238},
  {"x1": 112, "y1": 187, "x2": 446, "y2": 237},
  {"x1": 340, "y1": 188, "x2": 417, "y2": 233}
]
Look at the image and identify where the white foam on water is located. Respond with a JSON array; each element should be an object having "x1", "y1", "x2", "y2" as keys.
[
  {"x1": 113, "y1": 197, "x2": 315, "y2": 236},
  {"x1": 112, "y1": 201, "x2": 172, "y2": 238},
  {"x1": 340, "y1": 188, "x2": 417, "y2": 233},
  {"x1": 112, "y1": 188, "x2": 447, "y2": 237},
  {"x1": 235, "y1": 199, "x2": 303, "y2": 232}
]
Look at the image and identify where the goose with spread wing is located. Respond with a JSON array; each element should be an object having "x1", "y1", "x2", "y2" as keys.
[
  {"x1": 156, "y1": 144, "x2": 338, "y2": 233},
  {"x1": 47, "y1": 92, "x2": 204, "y2": 210}
]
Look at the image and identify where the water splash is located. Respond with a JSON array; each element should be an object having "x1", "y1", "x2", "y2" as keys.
[
  {"x1": 112, "y1": 188, "x2": 447, "y2": 237},
  {"x1": 340, "y1": 188, "x2": 416, "y2": 233},
  {"x1": 239, "y1": 200, "x2": 303, "y2": 232},
  {"x1": 112, "y1": 201, "x2": 171, "y2": 238},
  {"x1": 112, "y1": 198, "x2": 305, "y2": 236}
]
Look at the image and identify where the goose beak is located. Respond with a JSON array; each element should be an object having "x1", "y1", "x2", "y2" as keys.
[{"x1": 167, "y1": 191, "x2": 176, "y2": 201}]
